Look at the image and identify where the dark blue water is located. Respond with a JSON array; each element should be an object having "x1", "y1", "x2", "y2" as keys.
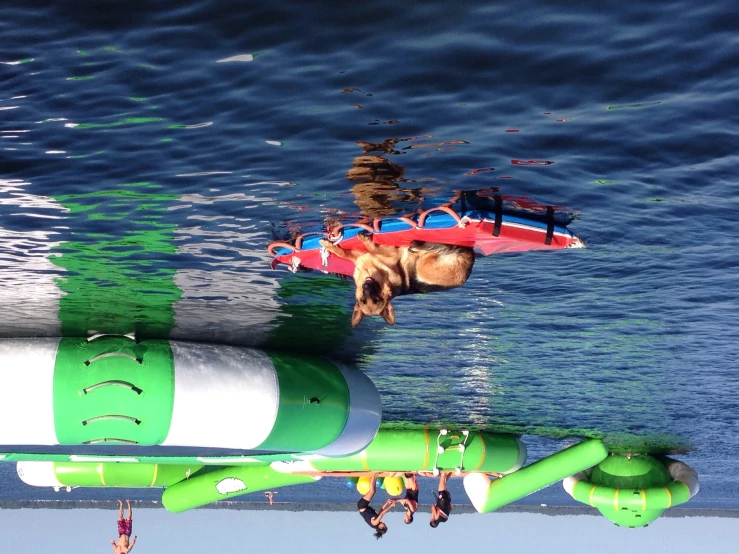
[{"x1": 1, "y1": 1, "x2": 738, "y2": 507}]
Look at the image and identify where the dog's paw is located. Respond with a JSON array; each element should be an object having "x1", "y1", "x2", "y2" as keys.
[{"x1": 319, "y1": 238, "x2": 332, "y2": 248}]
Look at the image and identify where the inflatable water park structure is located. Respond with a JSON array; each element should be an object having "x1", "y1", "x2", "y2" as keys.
[
  {"x1": 1, "y1": 337, "x2": 699, "y2": 525},
  {"x1": 0, "y1": 194, "x2": 699, "y2": 526}
]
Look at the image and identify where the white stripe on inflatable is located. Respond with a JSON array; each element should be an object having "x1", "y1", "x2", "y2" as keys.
[
  {"x1": 17, "y1": 461, "x2": 62, "y2": 487},
  {"x1": 309, "y1": 363, "x2": 382, "y2": 457},
  {"x1": 196, "y1": 457, "x2": 263, "y2": 464},
  {"x1": 0, "y1": 338, "x2": 60, "y2": 445},
  {"x1": 505, "y1": 437, "x2": 528, "y2": 474},
  {"x1": 666, "y1": 459, "x2": 700, "y2": 498},
  {"x1": 269, "y1": 460, "x2": 316, "y2": 474},
  {"x1": 69, "y1": 456, "x2": 139, "y2": 463},
  {"x1": 562, "y1": 473, "x2": 587, "y2": 496},
  {"x1": 164, "y1": 343, "x2": 279, "y2": 449},
  {"x1": 463, "y1": 472, "x2": 493, "y2": 513}
]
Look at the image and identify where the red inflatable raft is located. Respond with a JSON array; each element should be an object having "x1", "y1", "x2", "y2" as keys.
[{"x1": 268, "y1": 191, "x2": 584, "y2": 276}]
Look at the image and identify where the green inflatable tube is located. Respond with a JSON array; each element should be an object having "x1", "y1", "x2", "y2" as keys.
[
  {"x1": 162, "y1": 465, "x2": 318, "y2": 513},
  {"x1": 17, "y1": 461, "x2": 201, "y2": 489},
  {"x1": 5, "y1": 429, "x2": 523, "y2": 474},
  {"x1": 4, "y1": 451, "x2": 297, "y2": 466},
  {"x1": 464, "y1": 439, "x2": 608, "y2": 513},
  {"x1": 571, "y1": 479, "x2": 691, "y2": 509},
  {"x1": 273, "y1": 429, "x2": 526, "y2": 474}
]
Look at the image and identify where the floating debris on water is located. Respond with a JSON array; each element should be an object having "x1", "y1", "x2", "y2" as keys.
[
  {"x1": 511, "y1": 159, "x2": 555, "y2": 165},
  {"x1": 465, "y1": 167, "x2": 495, "y2": 176},
  {"x1": 217, "y1": 54, "x2": 255, "y2": 63},
  {"x1": 607, "y1": 101, "x2": 661, "y2": 110}
]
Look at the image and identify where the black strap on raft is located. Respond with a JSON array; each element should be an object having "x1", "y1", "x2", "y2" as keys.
[
  {"x1": 545, "y1": 206, "x2": 555, "y2": 245},
  {"x1": 493, "y1": 194, "x2": 503, "y2": 237}
]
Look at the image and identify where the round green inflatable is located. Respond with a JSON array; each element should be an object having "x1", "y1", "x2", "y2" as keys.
[{"x1": 563, "y1": 455, "x2": 699, "y2": 527}]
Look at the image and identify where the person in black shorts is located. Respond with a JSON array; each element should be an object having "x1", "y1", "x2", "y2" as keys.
[
  {"x1": 430, "y1": 472, "x2": 453, "y2": 528},
  {"x1": 397, "y1": 473, "x2": 419, "y2": 524},
  {"x1": 357, "y1": 472, "x2": 395, "y2": 539}
]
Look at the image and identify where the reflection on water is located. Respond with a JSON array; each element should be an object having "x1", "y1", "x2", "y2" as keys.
[
  {"x1": 347, "y1": 138, "x2": 430, "y2": 217},
  {"x1": 49, "y1": 182, "x2": 181, "y2": 338},
  {"x1": 0, "y1": 178, "x2": 66, "y2": 336}
]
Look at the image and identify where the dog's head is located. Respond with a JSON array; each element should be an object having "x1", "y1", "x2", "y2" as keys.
[{"x1": 351, "y1": 276, "x2": 395, "y2": 327}]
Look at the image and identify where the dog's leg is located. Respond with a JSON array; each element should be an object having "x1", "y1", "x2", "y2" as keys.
[
  {"x1": 319, "y1": 239, "x2": 362, "y2": 262},
  {"x1": 356, "y1": 232, "x2": 398, "y2": 256}
]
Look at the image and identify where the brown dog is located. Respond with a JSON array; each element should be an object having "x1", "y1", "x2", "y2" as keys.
[{"x1": 319, "y1": 232, "x2": 474, "y2": 327}]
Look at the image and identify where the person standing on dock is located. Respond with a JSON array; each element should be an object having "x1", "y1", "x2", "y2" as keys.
[
  {"x1": 398, "y1": 473, "x2": 419, "y2": 524},
  {"x1": 358, "y1": 472, "x2": 395, "y2": 539},
  {"x1": 430, "y1": 472, "x2": 453, "y2": 528},
  {"x1": 110, "y1": 499, "x2": 137, "y2": 553}
]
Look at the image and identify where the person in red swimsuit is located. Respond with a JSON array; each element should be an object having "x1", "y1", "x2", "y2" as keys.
[{"x1": 110, "y1": 499, "x2": 137, "y2": 553}]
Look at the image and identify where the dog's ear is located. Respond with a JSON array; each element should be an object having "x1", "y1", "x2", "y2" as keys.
[
  {"x1": 351, "y1": 302, "x2": 365, "y2": 328},
  {"x1": 380, "y1": 301, "x2": 396, "y2": 325}
]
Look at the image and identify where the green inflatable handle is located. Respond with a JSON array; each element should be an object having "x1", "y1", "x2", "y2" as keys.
[{"x1": 464, "y1": 439, "x2": 608, "y2": 513}]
